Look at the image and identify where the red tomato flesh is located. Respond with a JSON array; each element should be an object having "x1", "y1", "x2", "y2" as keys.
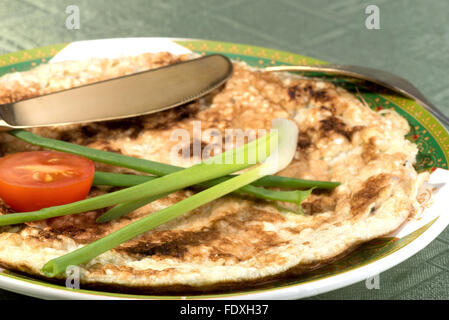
[{"x1": 0, "y1": 151, "x2": 95, "y2": 212}]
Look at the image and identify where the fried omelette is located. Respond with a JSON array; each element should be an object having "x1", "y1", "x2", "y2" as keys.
[{"x1": 0, "y1": 52, "x2": 428, "y2": 293}]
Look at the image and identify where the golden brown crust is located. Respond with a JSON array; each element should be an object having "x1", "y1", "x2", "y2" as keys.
[{"x1": 350, "y1": 174, "x2": 393, "y2": 217}]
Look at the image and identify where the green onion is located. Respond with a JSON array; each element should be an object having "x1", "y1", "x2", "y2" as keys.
[
  {"x1": 251, "y1": 176, "x2": 339, "y2": 189},
  {"x1": 9, "y1": 130, "x2": 340, "y2": 190},
  {"x1": 41, "y1": 118, "x2": 300, "y2": 277},
  {"x1": 93, "y1": 172, "x2": 157, "y2": 187},
  {"x1": 95, "y1": 184, "x2": 312, "y2": 223},
  {"x1": 93, "y1": 171, "x2": 339, "y2": 190},
  {"x1": 92, "y1": 171, "x2": 323, "y2": 207},
  {"x1": 96, "y1": 193, "x2": 170, "y2": 223},
  {"x1": 9, "y1": 130, "x2": 174, "y2": 176},
  {"x1": 0, "y1": 130, "x2": 275, "y2": 226},
  {"x1": 235, "y1": 184, "x2": 313, "y2": 206},
  {"x1": 94, "y1": 173, "x2": 313, "y2": 222}
]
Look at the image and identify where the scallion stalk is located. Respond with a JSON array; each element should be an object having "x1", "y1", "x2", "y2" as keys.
[
  {"x1": 96, "y1": 193, "x2": 170, "y2": 223},
  {"x1": 41, "y1": 118, "x2": 300, "y2": 277},
  {"x1": 92, "y1": 171, "x2": 324, "y2": 208},
  {"x1": 93, "y1": 172, "x2": 157, "y2": 187},
  {"x1": 95, "y1": 184, "x2": 314, "y2": 223}
]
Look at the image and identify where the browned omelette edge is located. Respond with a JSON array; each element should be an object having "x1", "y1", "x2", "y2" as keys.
[{"x1": 0, "y1": 242, "x2": 361, "y2": 295}]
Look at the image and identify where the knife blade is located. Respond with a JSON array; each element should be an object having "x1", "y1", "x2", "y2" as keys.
[{"x1": 0, "y1": 54, "x2": 233, "y2": 129}]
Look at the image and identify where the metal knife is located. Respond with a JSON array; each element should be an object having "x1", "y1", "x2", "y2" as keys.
[{"x1": 0, "y1": 54, "x2": 233, "y2": 129}]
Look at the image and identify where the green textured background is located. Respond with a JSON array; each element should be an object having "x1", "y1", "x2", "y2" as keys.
[{"x1": 1, "y1": 0, "x2": 449, "y2": 300}]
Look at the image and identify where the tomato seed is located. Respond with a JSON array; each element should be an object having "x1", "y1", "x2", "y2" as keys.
[{"x1": 32, "y1": 172, "x2": 41, "y2": 181}]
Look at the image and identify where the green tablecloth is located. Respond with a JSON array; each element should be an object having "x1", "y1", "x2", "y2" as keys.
[{"x1": 1, "y1": 0, "x2": 448, "y2": 300}]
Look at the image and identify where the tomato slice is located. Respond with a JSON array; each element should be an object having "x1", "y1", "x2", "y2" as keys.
[{"x1": 0, "y1": 151, "x2": 95, "y2": 212}]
